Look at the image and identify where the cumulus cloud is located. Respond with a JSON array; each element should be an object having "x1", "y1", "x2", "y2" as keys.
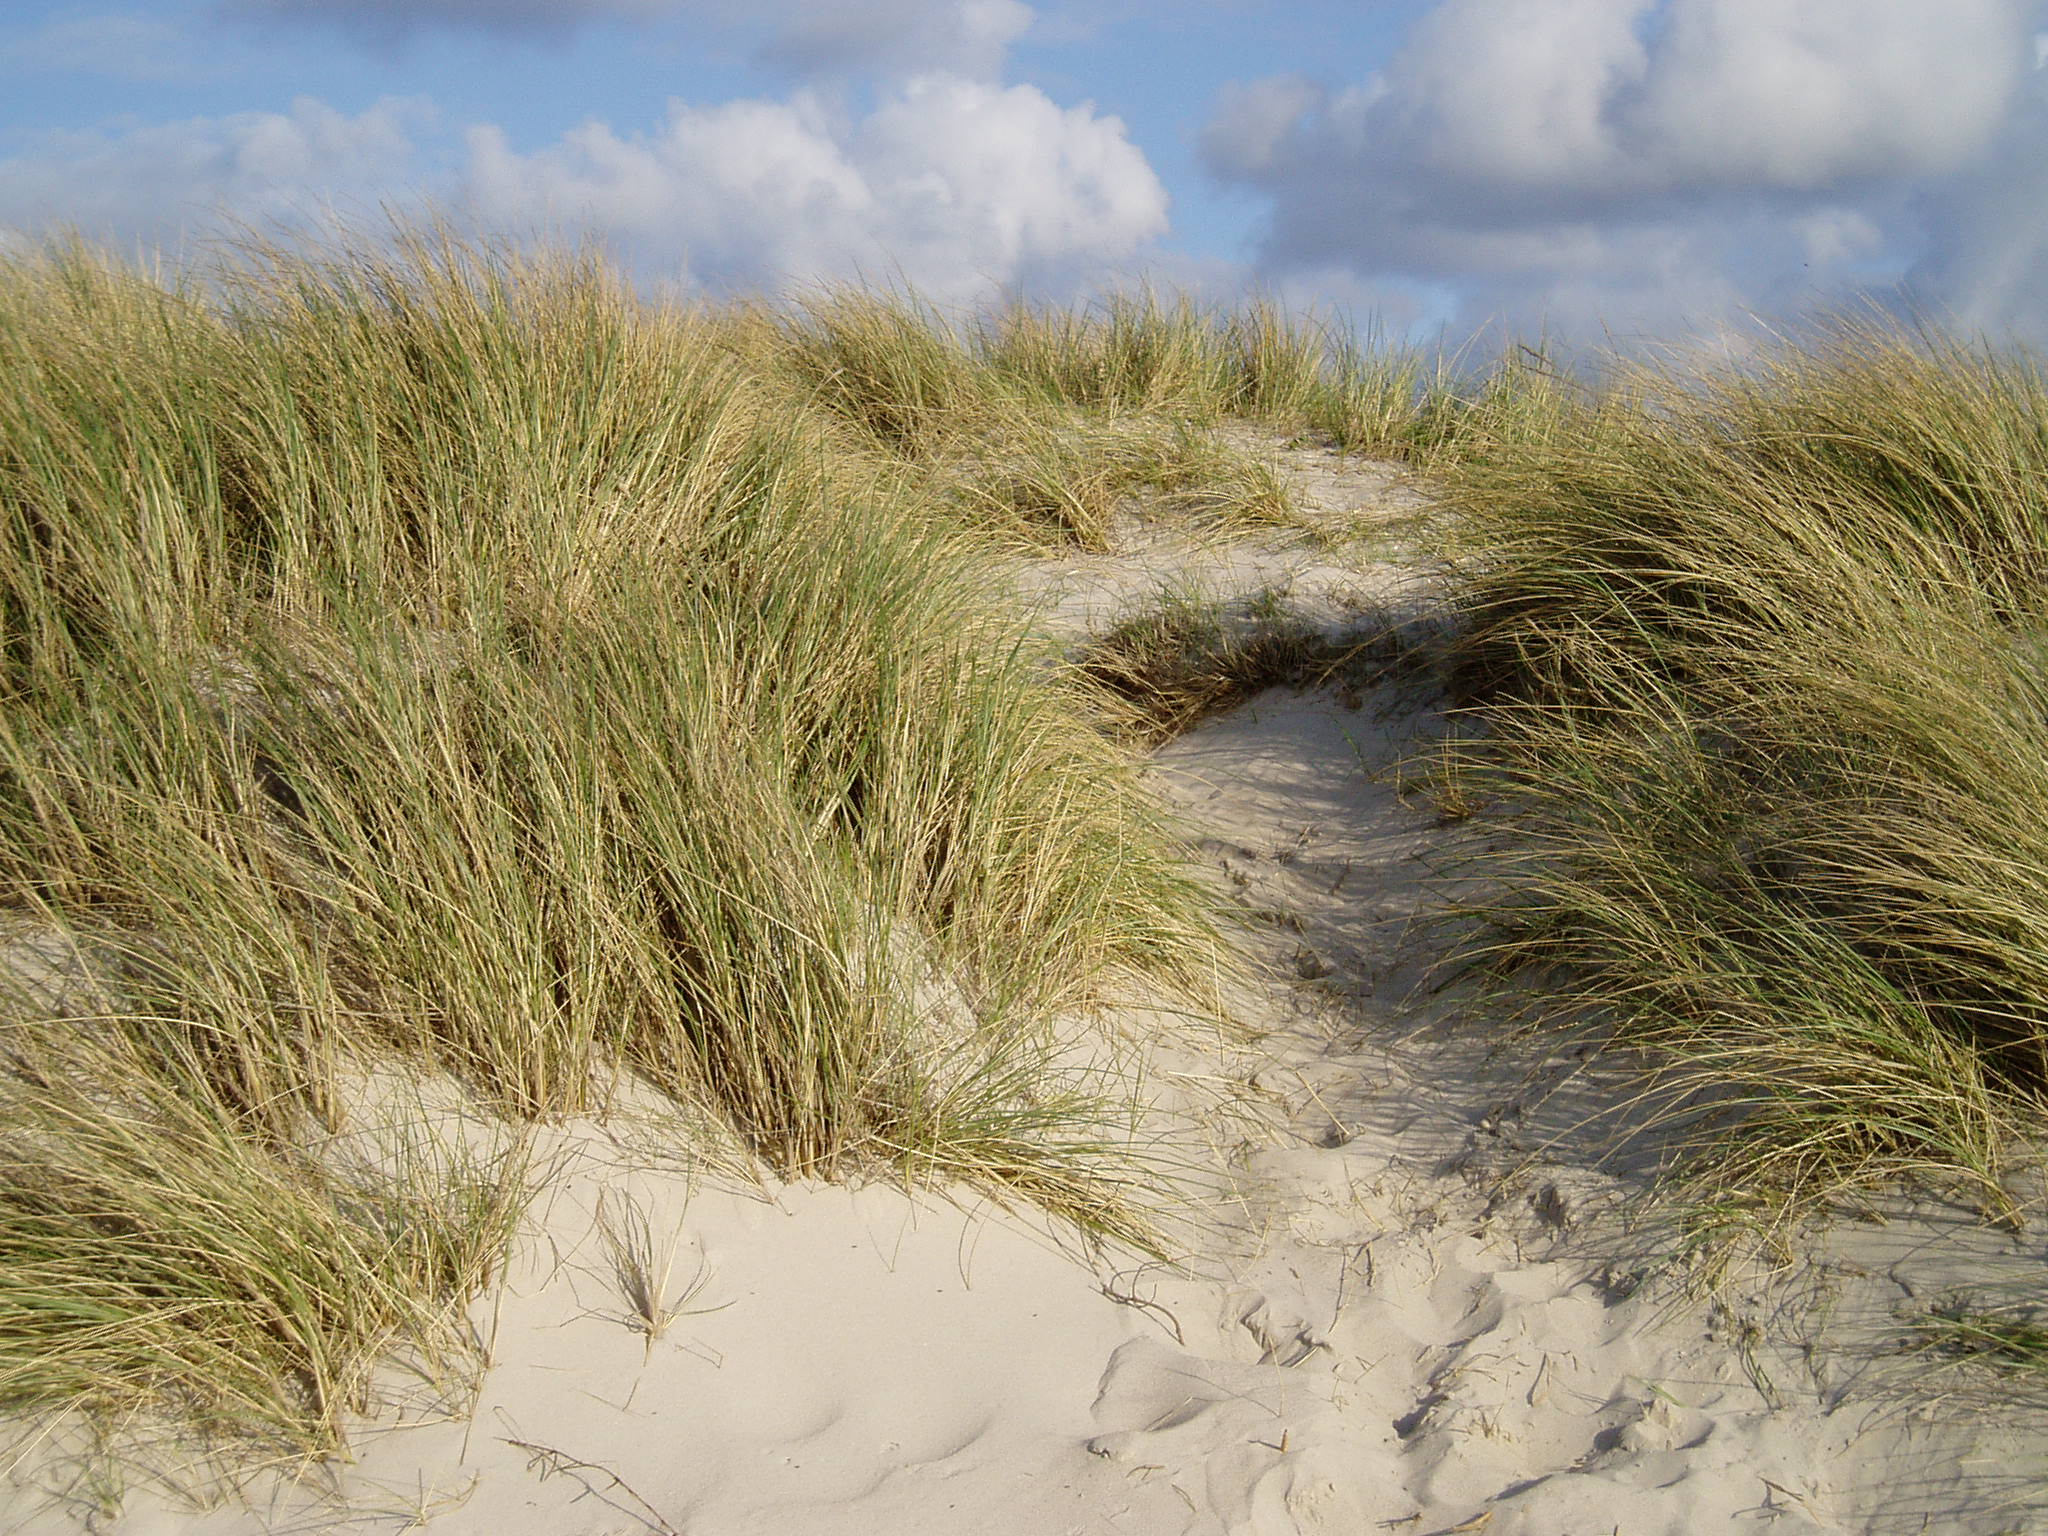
[
  {"x1": 1911, "y1": 58, "x2": 2048, "y2": 342},
  {"x1": 1205, "y1": 0, "x2": 2041, "y2": 342},
  {"x1": 460, "y1": 77, "x2": 1166, "y2": 300},
  {"x1": 0, "y1": 97, "x2": 432, "y2": 249},
  {"x1": 0, "y1": 77, "x2": 1165, "y2": 305},
  {"x1": 1202, "y1": 76, "x2": 1324, "y2": 182},
  {"x1": 224, "y1": 0, "x2": 1034, "y2": 78},
  {"x1": 1382, "y1": 0, "x2": 1649, "y2": 195},
  {"x1": 1633, "y1": 0, "x2": 2026, "y2": 189}
]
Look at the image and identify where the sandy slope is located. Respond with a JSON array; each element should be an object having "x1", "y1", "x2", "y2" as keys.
[{"x1": 11, "y1": 440, "x2": 2048, "y2": 1535}]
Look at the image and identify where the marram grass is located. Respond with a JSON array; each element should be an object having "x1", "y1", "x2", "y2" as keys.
[
  {"x1": 14, "y1": 219, "x2": 2048, "y2": 1491},
  {"x1": 759, "y1": 284, "x2": 1422, "y2": 547},
  {"x1": 0, "y1": 230, "x2": 1237, "y2": 1478},
  {"x1": 1436, "y1": 315, "x2": 2048, "y2": 1229}
]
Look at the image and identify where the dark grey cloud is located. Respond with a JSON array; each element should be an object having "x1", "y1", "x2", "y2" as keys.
[
  {"x1": 222, "y1": 0, "x2": 1032, "y2": 78},
  {"x1": 1204, "y1": 0, "x2": 2046, "y2": 343},
  {"x1": 219, "y1": 0, "x2": 672, "y2": 46},
  {"x1": 752, "y1": 0, "x2": 1030, "y2": 80},
  {"x1": 1911, "y1": 63, "x2": 2048, "y2": 343}
]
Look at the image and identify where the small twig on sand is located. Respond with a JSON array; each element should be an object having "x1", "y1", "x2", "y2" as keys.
[
  {"x1": 502, "y1": 1436, "x2": 682, "y2": 1535},
  {"x1": 1101, "y1": 1277, "x2": 1186, "y2": 1344}
]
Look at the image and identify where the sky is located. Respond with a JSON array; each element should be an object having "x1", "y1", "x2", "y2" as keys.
[{"x1": 4, "y1": 0, "x2": 2048, "y2": 350}]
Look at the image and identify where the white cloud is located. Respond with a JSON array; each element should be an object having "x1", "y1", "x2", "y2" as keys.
[
  {"x1": 460, "y1": 77, "x2": 1167, "y2": 301},
  {"x1": 0, "y1": 79, "x2": 1165, "y2": 306},
  {"x1": 460, "y1": 97, "x2": 871, "y2": 287},
  {"x1": 0, "y1": 97, "x2": 433, "y2": 249},
  {"x1": 1205, "y1": 0, "x2": 2042, "y2": 342},
  {"x1": 1382, "y1": 0, "x2": 1649, "y2": 193},
  {"x1": 1629, "y1": 0, "x2": 2027, "y2": 189}
]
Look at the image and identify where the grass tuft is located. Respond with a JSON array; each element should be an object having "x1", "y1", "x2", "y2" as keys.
[
  {"x1": 0, "y1": 226, "x2": 1239, "y2": 1484},
  {"x1": 1436, "y1": 313, "x2": 2048, "y2": 1225}
]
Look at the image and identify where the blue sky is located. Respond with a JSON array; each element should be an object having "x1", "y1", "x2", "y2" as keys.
[{"x1": 4, "y1": 0, "x2": 2048, "y2": 348}]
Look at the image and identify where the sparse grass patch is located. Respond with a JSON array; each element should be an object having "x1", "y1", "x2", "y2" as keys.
[
  {"x1": 591, "y1": 1191, "x2": 719, "y2": 1348},
  {"x1": 1914, "y1": 1295, "x2": 2048, "y2": 1374},
  {"x1": 938, "y1": 413, "x2": 1297, "y2": 550},
  {"x1": 1126, "y1": 428, "x2": 1297, "y2": 533}
]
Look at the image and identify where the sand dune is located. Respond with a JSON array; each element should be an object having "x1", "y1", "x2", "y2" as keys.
[{"x1": 15, "y1": 440, "x2": 2048, "y2": 1536}]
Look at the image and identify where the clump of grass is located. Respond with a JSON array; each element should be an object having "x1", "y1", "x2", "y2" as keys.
[
  {"x1": 1076, "y1": 587, "x2": 1332, "y2": 742},
  {"x1": 761, "y1": 290, "x2": 1318, "y2": 550},
  {"x1": 1217, "y1": 300, "x2": 1333, "y2": 422},
  {"x1": 977, "y1": 290, "x2": 1421, "y2": 443},
  {"x1": 941, "y1": 412, "x2": 1149, "y2": 549},
  {"x1": 1436, "y1": 314, "x2": 2048, "y2": 1226},
  {"x1": 0, "y1": 1009, "x2": 523, "y2": 1468},
  {"x1": 0, "y1": 226, "x2": 1234, "y2": 1487},
  {"x1": 765, "y1": 286, "x2": 989, "y2": 458},
  {"x1": 591, "y1": 1191, "x2": 719, "y2": 1348},
  {"x1": 759, "y1": 281, "x2": 1593, "y2": 509},
  {"x1": 1913, "y1": 1295, "x2": 2048, "y2": 1373},
  {"x1": 979, "y1": 290, "x2": 1236, "y2": 419},
  {"x1": 947, "y1": 415, "x2": 1297, "y2": 550},
  {"x1": 1301, "y1": 328, "x2": 1429, "y2": 456},
  {"x1": 1407, "y1": 341, "x2": 1587, "y2": 467}
]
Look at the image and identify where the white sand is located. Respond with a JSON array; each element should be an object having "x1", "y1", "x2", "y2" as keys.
[{"x1": 10, "y1": 439, "x2": 2048, "y2": 1535}]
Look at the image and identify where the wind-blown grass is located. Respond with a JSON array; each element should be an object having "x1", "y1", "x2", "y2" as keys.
[
  {"x1": 0, "y1": 1020, "x2": 520, "y2": 1467},
  {"x1": 1436, "y1": 316, "x2": 2048, "y2": 1226},
  {"x1": 758, "y1": 286, "x2": 1439, "y2": 547},
  {"x1": 1076, "y1": 587, "x2": 1325, "y2": 744},
  {"x1": 0, "y1": 230, "x2": 1229, "y2": 1475},
  {"x1": 18, "y1": 217, "x2": 2048, "y2": 1484}
]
